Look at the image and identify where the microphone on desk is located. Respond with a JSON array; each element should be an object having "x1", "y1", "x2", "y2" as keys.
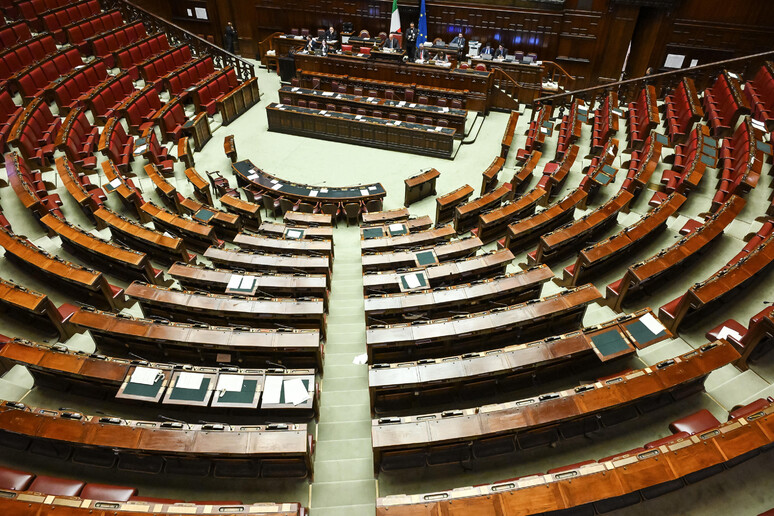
[
  {"x1": 273, "y1": 323, "x2": 295, "y2": 331},
  {"x1": 159, "y1": 414, "x2": 190, "y2": 428},
  {"x1": 128, "y1": 352, "x2": 150, "y2": 363},
  {"x1": 266, "y1": 360, "x2": 287, "y2": 370},
  {"x1": 368, "y1": 316, "x2": 390, "y2": 326}
]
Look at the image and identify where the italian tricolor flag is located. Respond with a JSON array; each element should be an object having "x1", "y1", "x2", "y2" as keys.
[{"x1": 390, "y1": 0, "x2": 401, "y2": 33}]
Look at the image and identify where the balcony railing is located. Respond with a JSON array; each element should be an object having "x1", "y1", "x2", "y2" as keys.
[{"x1": 99, "y1": 0, "x2": 255, "y2": 82}]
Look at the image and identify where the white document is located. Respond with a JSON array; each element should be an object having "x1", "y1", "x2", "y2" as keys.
[
  {"x1": 262, "y1": 376, "x2": 283, "y2": 404},
  {"x1": 216, "y1": 374, "x2": 244, "y2": 392},
  {"x1": 284, "y1": 378, "x2": 311, "y2": 405},
  {"x1": 368, "y1": 186, "x2": 377, "y2": 191},
  {"x1": 442, "y1": 107, "x2": 449, "y2": 112},
  {"x1": 689, "y1": 59, "x2": 698, "y2": 67},
  {"x1": 409, "y1": 103, "x2": 416, "y2": 108},
  {"x1": 322, "y1": 91, "x2": 334, "y2": 96},
  {"x1": 286, "y1": 229, "x2": 303, "y2": 239},
  {"x1": 108, "y1": 178, "x2": 122, "y2": 189},
  {"x1": 397, "y1": 101, "x2": 406, "y2": 107},
  {"x1": 360, "y1": 189, "x2": 369, "y2": 196},
  {"x1": 320, "y1": 188, "x2": 329, "y2": 193},
  {"x1": 664, "y1": 54, "x2": 684, "y2": 69},
  {"x1": 291, "y1": 87, "x2": 299, "y2": 92},
  {"x1": 717, "y1": 326, "x2": 743, "y2": 341},
  {"x1": 405, "y1": 273, "x2": 421, "y2": 289},
  {"x1": 367, "y1": 97, "x2": 374, "y2": 102},
  {"x1": 352, "y1": 353, "x2": 368, "y2": 365},
  {"x1": 247, "y1": 173, "x2": 258, "y2": 180},
  {"x1": 540, "y1": 127, "x2": 548, "y2": 134},
  {"x1": 355, "y1": 115, "x2": 363, "y2": 120},
  {"x1": 276, "y1": 104, "x2": 284, "y2": 108},
  {"x1": 640, "y1": 313, "x2": 664, "y2": 335},
  {"x1": 274, "y1": 184, "x2": 283, "y2": 190},
  {"x1": 394, "y1": 121, "x2": 401, "y2": 125},
  {"x1": 389, "y1": 223, "x2": 403, "y2": 232},
  {"x1": 177, "y1": 372, "x2": 204, "y2": 390},
  {"x1": 131, "y1": 367, "x2": 160, "y2": 385},
  {"x1": 308, "y1": 190, "x2": 319, "y2": 197},
  {"x1": 435, "y1": 126, "x2": 443, "y2": 131},
  {"x1": 134, "y1": 144, "x2": 147, "y2": 154},
  {"x1": 240, "y1": 276, "x2": 256, "y2": 290},
  {"x1": 227, "y1": 275, "x2": 242, "y2": 290},
  {"x1": 194, "y1": 7, "x2": 208, "y2": 20},
  {"x1": 319, "y1": 110, "x2": 327, "y2": 115}
]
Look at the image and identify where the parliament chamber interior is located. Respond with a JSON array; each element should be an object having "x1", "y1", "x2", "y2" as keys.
[{"x1": 0, "y1": 0, "x2": 773, "y2": 514}]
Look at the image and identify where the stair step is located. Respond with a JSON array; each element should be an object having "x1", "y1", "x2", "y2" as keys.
[
  {"x1": 707, "y1": 369, "x2": 770, "y2": 410},
  {"x1": 636, "y1": 338, "x2": 693, "y2": 365}
]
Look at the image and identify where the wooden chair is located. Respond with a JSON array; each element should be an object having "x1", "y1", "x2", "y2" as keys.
[{"x1": 343, "y1": 202, "x2": 360, "y2": 226}]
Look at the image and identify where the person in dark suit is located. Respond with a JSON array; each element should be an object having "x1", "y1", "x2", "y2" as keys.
[
  {"x1": 494, "y1": 44, "x2": 507, "y2": 59},
  {"x1": 324, "y1": 26, "x2": 337, "y2": 41},
  {"x1": 223, "y1": 22, "x2": 237, "y2": 54},
  {"x1": 385, "y1": 34, "x2": 401, "y2": 50},
  {"x1": 416, "y1": 43, "x2": 430, "y2": 62},
  {"x1": 450, "y1": 32, "x2": 465, "y2": 60},
  {"x1": 406, "y1": 22, "x2": 418, "y2": 60},
  {"x1": 480, "y1": 42, "x2": 493, "y2": 56}
]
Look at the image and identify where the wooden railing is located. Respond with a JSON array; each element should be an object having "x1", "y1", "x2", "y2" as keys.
[
  {"x1": 535, "y1": 49, "x2": 774, "y2": 111},
  {"x1": 542, "y1": 60, "x2": 576, "y2": 91},
  {"x1": 99, "y1": 0, "x2": 255, "y2": 81}
]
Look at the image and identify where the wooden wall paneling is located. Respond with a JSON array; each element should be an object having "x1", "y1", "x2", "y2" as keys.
[{"x1": 590, "y1": 4, "x2": 640, "y2": 85}]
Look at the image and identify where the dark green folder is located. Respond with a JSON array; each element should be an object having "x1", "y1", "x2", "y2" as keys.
[
  {"x1": 626, "y1": 319, "x2": 666, "y2": 347},
  {"x1": 363, "y1": 227, "x2": 385, "y2": 239},
  {"x1": 168, "y1": 377, "x2": 211, "y2": 402},
  {"x1": 122, "y1": 374, "x2": 164, "y2": 398},
  {"x1": 388, "y1": 225, "x2": 408, "y2": 236},
  {"x1": 194, "y1": 208, "x2": 216, "y2": 222},
  {"x1": 591, "y1": 329, "x2": 630, "y2": 357},
  {"x1": 399, "y1": 272, "x2": 428, "y2": 290},
  {"x1": 217, "y1": 379, "x2": 258, "y2": 404},
  {"x1": 414, "y1": 250, "x2": 438, "y2": 266},
  {"x1": 279, "y1": 378, "x2": 311, "y2": 404}
]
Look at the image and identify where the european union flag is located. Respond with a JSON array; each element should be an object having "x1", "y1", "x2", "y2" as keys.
[{"x1": 417, "y1": 0, "x2": 428, "y2": 47}]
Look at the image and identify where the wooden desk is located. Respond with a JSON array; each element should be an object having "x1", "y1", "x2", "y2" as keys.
[
  {"x1": 561, "y1": 193, "x2": 686, "y2": 287},
  {"x1": 475, "y1": 187, "x2": 545, "y2": 244},
  {"x1": 363, "y1": 249, "x2": 513, "y2": 294},
  {"x1": 0, "y1": 227, "x2": 125, "y2": 311},
  {"x1": 94, "y1": 207, "x2": 193, "y2": 265},
  {"x1": 510, "y1": 150, "x2": 541, "y2": 193},
  {"x1": 144, "y1": 161, "x2": 181, "y2": 212},
  {"x1": 372, "y1": 340, "x2": 738, "y2": 469},
  {"x1": 606, "y1": 195, "x2": 746, "y2": 312},
  {"x1": 376, "y1": 393, "x2": 774, "y2": 515},
  {"x1": 0, "y1": 495, "x2": 305, "y2": 516},
  {"x1": 168, "y1": 262, "x2": 329, "y2": 309},
  {"x1": 56, "y1": 156, "x2": 101, "y2": 223},
  {"x1": 233, "y1": 159, "x2": 385, "y2": 205},
  {"x1": 365, "y1": 266, "x2": 552, "y2": 323},
  {"x1": 279, "y1": 87, "x2": 466, "y2": 137},
  {"x1": 529, "y1": 190, "x2": 634, "y2": 265},
  {"x1": 294, "y1": 52, "x2": 492, "y2": 112},
  {"x1": 176, "y1": 135, "x2": 195, "y2": 168},
  {"x1": 0, "y1": 400, "x2": 312, "y2": 478},
  {"x1": 68, "y1": 307, "x2": 323, "y2": 369},
  {"x1": 285, "y1": 211, "x2": 335, "y2": 226},
  {"x1": 361, "y1": 226, "x2": 455, "y2": 254},
  {"x1": 454, "y1": 184, "x2": 511, "y2": 233},
  {"x1": 258, "y1": 221, "x2": 333, "y2": 240},
  {"x1": 435, "y1": 184, "x2": 473, "y2": 225},
  {"x1": 505, "y1": 187, "x2": 587, "y2": 252},
  {"x1": 101, "y1": 159, "x2": 146, "y2": 221},
  {"x1": 501, "y1": 111, "x2": 519, "y2": 158},
  {"x1": 235, "y1": 231, "x2": 334, "y2": 258},
  {"x1": 481, "y1": 157, "x2": 505, "y2": 195},
  {"x1": 368, "y1": 308, "x2": 668, "y2": 411},
  {"x1": 184, "y1": 167, "x2": 213, "y2": 205},
  {"x1": 179, "y1": 196, "x2": 242, "y2": 240},
  {"x1": 224, "y1": 134, "x2": 237, "y2": 162},
  {"x1": 471, "y1": 57, "x2": 545, "y2": 104},
  {"x1": 140, "y1": 201, "x2": 221, "y2": 252},
  {"x1": 362, "y1": 236, "x2": 482, "y2": 272},
  {"x1": 366, "y1": 284, "x2": 602, "y2": 362},
  {"x1": 220, "y1": 194, "x2": 262, "y2": 231},
  {"x1": 217, "y1": 77, "x2": 260, "y2": 126},
  {"x1": 361, "y1": 216, "x2": 433, "y2": 238},
  {"x1": 0, "y1": 278, "x2": 72, "y2": 340},
  {"x1": 404, "y1": 168, "x2": 440, "y2": 206},
  {"x1": 205, "y1": 247, "x2": 331, "y2": 279},
  {"x1": 126, "y1": 281, "x2": 325, "y2": 333},
  {"x1": 182, "y1": 111, "x2": 212, "y2": 151},
  {"x1": 362, "y1": 208, "x2": 410, "y2": 225},
  {"x1": 267, "y1": 103, "x2": 456, "y2": 158},
  {"x1": 40, "y1": 214, "x2": 160, "y2": 285}
]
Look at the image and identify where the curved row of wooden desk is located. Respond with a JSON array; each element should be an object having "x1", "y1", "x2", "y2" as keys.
[
  {"x1": 376, "y1": 396, "x2": 774, "y2": 515},
  {"x1": 368, "y1": 308, "x2": 670, "y2": 412},
  {"x1": 362, "y1": 236, "x2": 482, "y2": 272},
  {"x1": 371, "y1": 340, "x2": 739, "y2": 470}
]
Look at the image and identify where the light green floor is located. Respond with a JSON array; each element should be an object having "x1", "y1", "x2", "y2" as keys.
[{"x1": 0, "y1": 58, "x2": 773, "y2": 515}]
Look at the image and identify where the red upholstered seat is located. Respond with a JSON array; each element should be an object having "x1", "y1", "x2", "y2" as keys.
[
  {"x1": 80, "y1": 483, "x2": 138, "y2": 501},
  {"x1": 704, "y1": 319, "x2": 746, "y2": 346},
  {"x1": 28, "y1": 475, "x2": 85, "y2": 497},
  {"x1": 669, "y1": 409, "x2": 721, "y2": 436},
  {"x1": 729, "y1": 398, "x2": 773, "y2": 420},
  {"x1": 0, "y1": 466, "x2": 34, "y2": 491}
]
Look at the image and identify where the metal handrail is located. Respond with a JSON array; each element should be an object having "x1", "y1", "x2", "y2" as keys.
[{"x1": 98, "y1": 0, "x2": 255, "y2": 81}]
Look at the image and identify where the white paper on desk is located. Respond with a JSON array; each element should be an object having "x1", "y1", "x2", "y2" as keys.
[
  {"x1": 274, "y1": 184, "x2": 283, "y2": 190},
  {"x1": 717, "y1": 326, "x2": 743, "y2": 341},
  {"x1": 367, "y1": 97, "x2": 374, "y2": 102},
  {"x1": 217, "y1": 374, "x2": 244, "y2": 392},
  {"x1": 397, "y1": 101, "x2": 406, "y2": 107},
  {"x1": 186, "y1": 86, "x2": 196, "y2": 92},
  {"x1": 276, "y1": 104, "x2": 284, "y2": 109},
  {"x1": 355, "y1": 115, "x2": 363, "y2": 120},
  {"x1": 389, "y1": 223, "x2": 403, "y2": 232},
  {"x1": 394, "y1": 121, "x2": 402, "y2": 125},
  {"x1": 368, "y1": 186, "x2": 377, "y2": 191},
  {"x1": 320, "y1": 188, "x2": 329, "y2": 193},
  {"x1": 163, "y1": 231, "x2": 175, "y2": 239},
  {"x1": 287, "y1": 229, "x2": 303, "y2": 238},
  {"x1": 322, "y1": 91, "x2": 334, "y2": 96},
  {"x1": 227, "y1": 275, "x2": 242, "y2": 290},
  {"x1": 308, "y1": 190, "x2": 319, "y2": 197},
  {"x1": 409, "y1": 103, "x2": 416, "y2": 108},
  {"x1": 664, "y1": 53, "x2": 684, "y2": 69},
  {"x1": 405, "y1": 273, "x2": 421, "y2": 289},
  {"x1": 640, "y1": 313, "x2": 665, "y2": 335},
  {"x1": 177, "y1": 372, "x2": 204, "y2": 390},
  {"x1": 360, "y1": 189, "x2": 369, "y2": 196},
  {"x1": 131, "y1": 366, "x2": 160, "y2": 385},
  {"x1": 442, "y1": 107, "x2": 449, "y2": 112},
  {"x1": 270, "y1": 179, "x2": 279, "y2": 184},
  {"x1": 291, "y1": 87, "x2": 298, "y2": 92},
  {"x1": 435, "y1": 126, "x2": 443, "y2": 132},
  {"x1": 247, "y1": 173, "x2": 259, "y2": 180},
  {"x1": 540, "y1": 127, "x2": 548, "y2": 134},
  {"x1": 284, "y1": 378, "x2": 311, "y2": 405},
  {"x1": 109, "y1": 178, "x2": 122, "y2": 188},
  {"x1": 352, "y1": 353, "x2": 368, "y2": 365},
  {"x1": 134, "y1": 144, "x2": 147, "y2": 154},
  {"x1": 751, "y1": 118, "x2": 766, "y2": 129},
  {"x1": 263, "y1": 376, "x2": 282, "y2": 404},
  {"x1": 319, "y1": 110, "x2": 327, "y2": 115},
  {"x1": 240, "y1": 276, "x2": 256, "y2": 290}
]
